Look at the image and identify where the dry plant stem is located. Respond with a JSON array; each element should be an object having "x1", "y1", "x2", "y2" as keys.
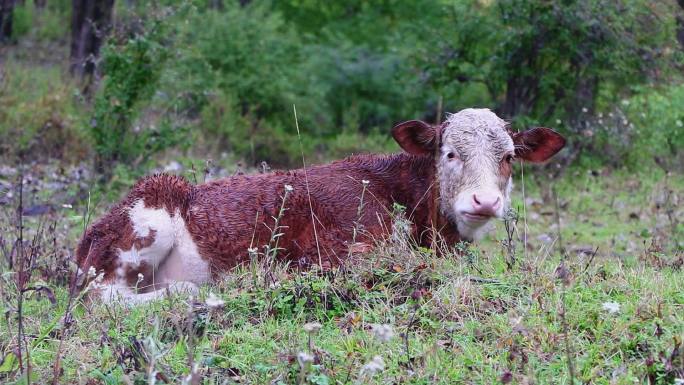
[
  {"x1": 14, "y1": 169, "x2": 32, "y2": 380},
  {"x1": 581, "y1": 246, "x2": 599, "y2": 274},
  {"x1": 344, "y1": 356, "x2": 358, "y2": 384},
  {"x1": 553, "y1": 183, "x2": 575, "y2": 384},
  {"x1": 263, "y1": 187, "x2": 290, "y2": 288},
  {"x1": 189, "y1": 163, "x2": 198, "y2": 185},
  {"x1": 520, "y1": 160, "x2": 528, "y2": 259},
  {"x1": 348, "y1": 180, "x2": 369, "y2": 259},
  {"x1": 293, "y1": 105, "x2": 323, "y2": 269},
  {"x1": 433, "y1": 96, "x2": 443, "y2": 255},
  {"x1": 52, "y1": 192, "x2": 93, "y2": 385},
  {"x1": 183, "y1": 304, "x2": 200, "y2": 385},
  {"x1": 559, "y1": 290, "x2": 576, "y2": 384},
  {"x1": 503, "y1": 208, "x2": 518, "y2": 271},
  {"x1": 553, "y1": 186, "x2": 564, "y2": 257},
  {"x1": 404, "y1": 303, "x2": 419, "y2": 370}
]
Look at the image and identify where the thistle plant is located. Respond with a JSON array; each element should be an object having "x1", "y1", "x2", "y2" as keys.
[
  {"x1": 348, "y1": 179, "x2": 370, "y2": 258},
  {"x1": 262, "y1": 184, "x2": 293, "y2": 287}
]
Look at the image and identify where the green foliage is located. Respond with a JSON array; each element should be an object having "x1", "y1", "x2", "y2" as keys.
[
  {"x1": 10, "y1": 4, "x2": 32, "y2": 38},
  {"x1": 11, "y1": 0, "x2": 70, "y2": 42},
  {"x1": 90, "y1": 17, "x2": 183, "y2": 178},
  {"x1": 627, "y1": 84, "x2": 684, "y2": 168},
  {"x1": 422, "y1": 0, "x2": 683, "y2": 129},
  {"x1": 2, "y1": 0, "x2": 684, "y2": 169},
  {"x1": 168, "y1": 2, "x2": 319, "y2": 164},
  {"x1": 164, "y1": 0, "x2": 683, "y2": 166}
]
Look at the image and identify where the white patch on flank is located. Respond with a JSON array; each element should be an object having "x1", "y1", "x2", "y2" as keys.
[
  {"x1": 103, "y1": 199, "x2": 210, "y2": 304},
  {"x1": 155, "y1": 208, "x2": 211, "y2": 285},
  {"x1": 121, "y1": 200, "x2": 176, "y2": 268}
]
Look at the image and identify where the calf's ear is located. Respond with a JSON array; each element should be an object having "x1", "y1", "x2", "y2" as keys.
[
  {"x1": 392, "y1": 120, "x2": 437, "y2": 156},
  {"x1": 511, "y1": 127, "x2": 566, "y2": 163}
]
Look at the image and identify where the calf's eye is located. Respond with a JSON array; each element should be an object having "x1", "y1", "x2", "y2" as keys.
[
  {"x1": 447, "y1": 152, "x2": 456, "y2": 160},
  {"x1": 504, "y1": 154, "x2": 514, "y2": 163}
]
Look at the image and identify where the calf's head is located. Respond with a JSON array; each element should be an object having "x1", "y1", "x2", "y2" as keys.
[{"x1": 392, "y1": 108, "x2": 566, "y2": 240}]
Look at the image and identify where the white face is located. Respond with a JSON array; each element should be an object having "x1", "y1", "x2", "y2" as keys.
[
  {"x1": 437, "y1": 109, "x2": 515, "y2": 240},
  {"x1": 392, "y1": 107, "x2": 566, "y2": 242}
]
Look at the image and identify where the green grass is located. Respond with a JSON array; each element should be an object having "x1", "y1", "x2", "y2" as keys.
[{"x1": 0, "y1": 169, "x2": 682, "y2": 384}]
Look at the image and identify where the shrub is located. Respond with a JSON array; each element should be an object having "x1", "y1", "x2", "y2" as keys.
[
  {"x1": 626, "y1": 84, "x2": 684, "y2": 169},
  {"x1": 89, "y1": 16, "x2": 184, "y2": 180}
]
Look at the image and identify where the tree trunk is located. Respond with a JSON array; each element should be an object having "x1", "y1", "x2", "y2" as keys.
[
  {"x1": 34, "y1": 0, "x2": 46, "y2": 9},
  {"x1": 677, "y1": 0, "x2": 684, "y2": 50},
  {"x1": 210, "y1": 0, "x2": 224, "y2": 10},
  {"x1": 70, "y1": 0, "x2": 115, "y2": 78},
  {"x1": 0, "y1": 0, "x2": 14, "y2": 42}
]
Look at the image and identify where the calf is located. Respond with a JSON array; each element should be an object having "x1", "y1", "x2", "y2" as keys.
[{"x1": 75, "y1": 108, "x2": 565, "y2": 303}]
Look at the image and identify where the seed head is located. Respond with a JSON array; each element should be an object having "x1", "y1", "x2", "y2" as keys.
[
  {"x1": 303, "y1": 322, "x2": 322, "y2": 334},
  {"x1": 370, "y1": 324, "x2": 394, "y2": 343},
  {"x1": 361, "y1": 355, "x2": 384, "y2": 376},
  {"x1": 206, "y1": 292, "x2": 225, "y2": 309},
  {"x1": 297, "y1": 351, "x2": 314, "y2": 367},
  {"x1": 602, "y1": 302, "x2": 620, "y2": 314}
]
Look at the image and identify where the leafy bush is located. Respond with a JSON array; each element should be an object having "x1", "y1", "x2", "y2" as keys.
[
  {"x1": 3, "y1": 0, "x2": 684, "y2": 170},
  {"x1": 164, "y1": 2, "x2": 334, "y2": 165},
  {"x1": 627, "y1": 84, "x2": 684, "y2": 169},
  {"x1": 89, "y1": 17, "x2": 184, "y2": 179},
  {"x1": 421, "y1": 0, "x2": 683, "y2": 129}
]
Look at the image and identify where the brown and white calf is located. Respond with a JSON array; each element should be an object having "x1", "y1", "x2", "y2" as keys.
[{"x1": 75, "y1": 108, "x2": 565, "y2": 303}]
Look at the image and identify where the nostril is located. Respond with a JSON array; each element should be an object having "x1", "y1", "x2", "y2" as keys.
[{"x1": 472, "y1": 194, "x2": 481, "y2": 205}]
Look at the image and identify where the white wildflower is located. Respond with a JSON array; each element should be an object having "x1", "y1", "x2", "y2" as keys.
[
  {"x1": 362, "y1": 179, "x2": 370, "y2": 186},
  {"x1": 85, "y1": 272, "x2": 105, "y2": 291},
  {"x1": 361, "y1": 355, "x2": 385, "y2": 376},
  {"x1": 370, "y1": 324, "x2": 394, "y2": 343},
  {"x1": 676, "y1": 120, "x2": 683, "y2": 128},
  {"x1": 297, "y1": 351, "x2": 314, "y2": 367},
  {"x1": 284, "y1": 184, "x2": 294, "y2": 192},
  {"x1": 87, "y1": 266, "x2": 97, "y2": 278},
  {"x1": 622, "y1": 119, "x2": 628, "y2": 126},
  {"x1": 62, "y1": 203, "x2": 73, "y2": 209},
  {"x1": 247, "y1": 247, "x2": 258, "y2": 255},
  {"x1": 205, "y1": 292, "x2": 225, "y2": 309},
  {"x1": 602, "y1": 302, "x2": 620, "y2": 314},
  {"x1": 136, "y1": 273, "x2": 144, "y2": 283},
  {"x1": 621, "y1": 99, "x2": 630, "y2": 106},
  {"x1": 608, "y1": 112, "x2": 614, "y2": 118},
  {"x1": 673, "y1": 378, "x2": 684, "y2": 385},
  {"x1": 303, "y1": 322, "x2": 322, "y2": 334},
  {"x1": 582, "y1": 107, "x2": 588, "y2": 113},
  {"x1": 598, "y1": 119, "x2": 603, "y2": 125},
  {"x1": 598, "y1": 112, "x2": 603, "y2": 118},
  {"x1": 555, "y1": 119, "x2": 562, "y2": 125}
]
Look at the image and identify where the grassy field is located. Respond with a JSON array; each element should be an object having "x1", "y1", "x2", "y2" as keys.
[{"x1": 0, "y1": 164, "x2": 682, "y2": 384}]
